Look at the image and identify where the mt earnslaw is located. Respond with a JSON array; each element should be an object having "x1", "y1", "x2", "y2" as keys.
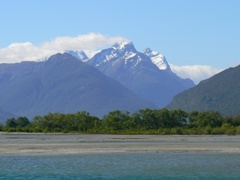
[
  {"x1": 0, "y1": 42, "x2": 195, "y2": 121},
  {"x1": 76, "y1": 42, "x2": 195, "y2": 108}
]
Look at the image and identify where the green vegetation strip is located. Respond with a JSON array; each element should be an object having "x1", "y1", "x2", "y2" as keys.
[{"x1": 1, "y1": 109, "x2": 240, "y2": 135}]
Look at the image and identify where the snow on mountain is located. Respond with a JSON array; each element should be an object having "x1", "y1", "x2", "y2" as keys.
[
  {"x1": 37, "y1": 50, "x2": 98, "y2": 63},
  {"x1": 112, "y1": 42, "x2": 137, "y2": 52},
  {"x1": 106, "y1": 42, "x2": 137, "y2": 62},
  {"x1": 143, "y1": 48, "x2": 170, "y2": 71},
  {"x1": 83, "y1": 50, "x2": 99, "y2": 59},
  {"x1": 89, "y1": 42, "x2": 174, "y2": 73},
  {"x1": 65, "y1": 50, "x2": 89, "y2": 61},
  {"x1": 88, "y1": 42, "x2": 143, "y2": 68}
]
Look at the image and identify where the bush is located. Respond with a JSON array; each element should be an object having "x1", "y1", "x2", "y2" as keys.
[
  {"x1": 6, "y1": 118, "x2": 17, "y2": 127},
  {"x1": 211, "y1": 127, "x2": 224, "y2": 134}
]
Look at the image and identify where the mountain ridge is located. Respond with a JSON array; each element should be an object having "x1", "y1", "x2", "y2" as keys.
[
  {"x1": 167, "y1": 64, "x2": 240, "y2": 116},
  {"x1": 0, "y1": 53, "x2": 156, "y2": 121},
  {"x1": 86, "y1": 42, "x2": 195, "y2": 108}
]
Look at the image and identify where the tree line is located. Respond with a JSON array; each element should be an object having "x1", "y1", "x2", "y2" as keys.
[{"x1": 1, "y1": 109, "x2": 240, "y2": 135}]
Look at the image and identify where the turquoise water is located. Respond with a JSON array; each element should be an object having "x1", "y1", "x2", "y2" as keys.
[{"x1": 0, "y1": 153, "x2": 240, "y2": 179}]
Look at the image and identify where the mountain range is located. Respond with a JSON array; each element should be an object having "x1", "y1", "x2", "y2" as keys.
[
  {"x1": 0, "y1": 53, "x2": 156, "y2": 123},
  {"x1": 75, "y1": 42, "x2": 195, "y2": 108},
  {"x1": 0, "y1": 42, "x2": 195, "y2": 123},
  {"x1": 167, "y1": 64, "x2": 240, "y2": 116}
]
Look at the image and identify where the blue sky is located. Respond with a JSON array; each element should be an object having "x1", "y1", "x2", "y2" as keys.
[{"x1": 1, "y1": 0, "x2": 240, "y2": 83}]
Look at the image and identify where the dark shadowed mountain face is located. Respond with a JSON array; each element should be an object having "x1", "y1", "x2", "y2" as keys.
[
  {"x1": 0, "y1": 53, "x2": 156, "y2": 120},
  {"x1": 87, "y1": 42, "x2": 195, "y2": 108},
  {"x1": 167, "y1": 64, "x2": 240, "y2": 116}
]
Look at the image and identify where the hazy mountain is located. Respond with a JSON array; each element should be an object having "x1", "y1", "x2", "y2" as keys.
[
  {"x1": 0, "y1": 107, "x2": 16, "y2": 124},
  {"x1": 0, "y1": 53, "x2": 156, "y2": 120},
  {"x1": 167, "y1": 64, "x2": 240, "y2": 116},
  {"x1": 87, "y1": 42, "x2": 195, "y2": 108}
]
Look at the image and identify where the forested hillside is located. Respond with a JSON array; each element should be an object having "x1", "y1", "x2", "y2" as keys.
[{"x1": 167, "y1": 65, "x2": 240, "y2": 116}]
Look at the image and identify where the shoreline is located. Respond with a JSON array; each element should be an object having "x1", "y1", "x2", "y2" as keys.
[{"x1": 1, "y1": 133, "x2": 240, "y2": 155}]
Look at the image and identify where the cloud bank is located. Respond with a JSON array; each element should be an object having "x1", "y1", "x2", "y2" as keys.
[
  {"x1": 170, "y1": 64, "x2": 223, "y2": 84},
  {"x1": 0, "y1": 33, "x2": 129, "y2": 63}
]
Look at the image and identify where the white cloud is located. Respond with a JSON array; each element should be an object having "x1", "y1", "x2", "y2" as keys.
[
  {"x1": 170, "y1": 64, "x2": 223, "y2": 84},
  {"x1": 0, "y1": 42, "x2": 46, "y2": 62},
  {"x1": 41, "y1": 33, "x2": 129, "y2": 51},
  {"x1": 0, "y1": 33, "x2": 129, "y2": 63}
]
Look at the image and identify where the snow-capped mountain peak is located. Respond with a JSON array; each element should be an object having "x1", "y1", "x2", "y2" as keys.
[
  {"x1": 87, "y1": 42, "x2": 144, "y2": 69},
  {"x1": 65, "y1": 50, "x2": 89, "y2": 61},
  {"x1": 87, "y1": 43, "x2": 195, "y2": 109},
  {"x1": 112, "y1": 42, "x2": 142, "y2": 66},
  {"x1": 112, "y1": 42, "x2": 136, "y2": 52},
  {"x1": 143, "y1": 48, "x2": 159, "y2": 56},
  {"x1": 143, "y1": 48, "x2": 169, "y2": 71}
]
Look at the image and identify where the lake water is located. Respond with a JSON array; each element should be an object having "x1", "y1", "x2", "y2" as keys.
[{"x1": 0, "y1": 153, "x2": 240, "y2": 179}]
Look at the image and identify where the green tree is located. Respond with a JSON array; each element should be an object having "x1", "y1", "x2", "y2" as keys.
[
  {"x1": 137, "y1": 109, "x2": 157, "y2": 130},
  {"x1": 154, "y1": 109, "x2": 171, "y2": 128},
  {"x1": 188, "y1": 111, "x2": 199, "y2": 123},
  {"x1": 6, "y1": 118, "x2": 17, "y2": 127},
  {"x1": 190, "y1": 111, "x2": 223, "y2": 128},
  {"x1": 74, "y1": 111, "x2": 99, "y2": 132},
  {"x1": 16, "y1": 116, "x2": 30, "y2": 127},
  {"x1": 103, "y1": 110, "x2": 130, "y2": 131},
  {"x1": 170, "y1": 109, "x2": 188, "y2": 127},
  {"x1": 232, "y1": 115, "x2": 240, "y2": 126}
]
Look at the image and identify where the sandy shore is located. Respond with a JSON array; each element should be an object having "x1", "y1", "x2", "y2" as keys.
[{"x1": 0, "y1": 133, "x2": 240, "y2": 155}]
